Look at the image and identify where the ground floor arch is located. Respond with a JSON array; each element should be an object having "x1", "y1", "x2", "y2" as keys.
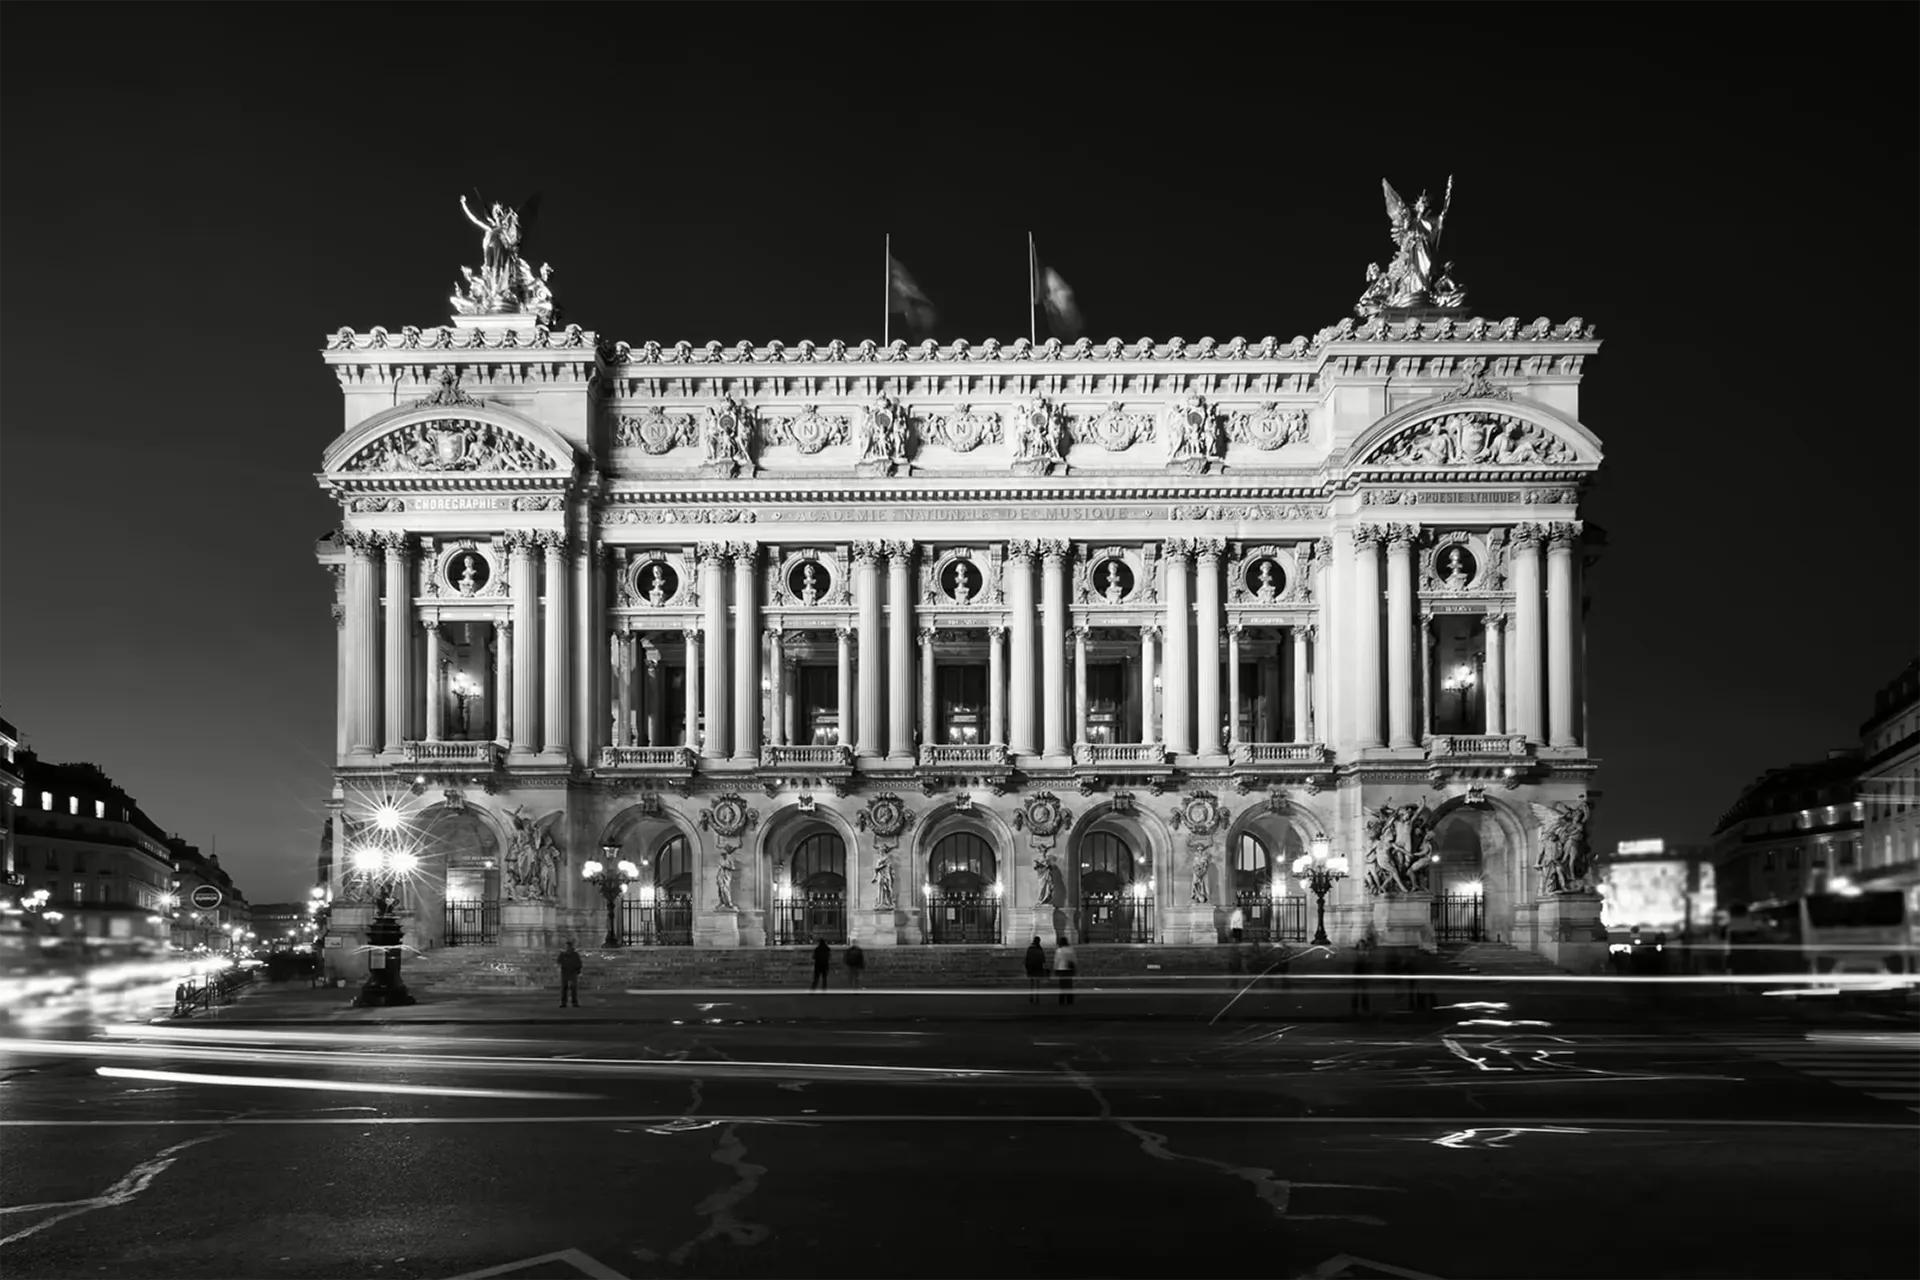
[
  {"x1": 1068, "y1": 816, "x2": 1157, "y2": 943},
  {"x1": 1425, "y1": 797, "x2": 1528, "y2": 944},
  {"x1": 764, "y1": 811, "x2": 852, "y2": 945},
  {"x1": 599, "y1": 804, "x2": 702, "y2": 946},
  {"x1": 416, "y1": 804, "x2": 505, "y2": 948}
]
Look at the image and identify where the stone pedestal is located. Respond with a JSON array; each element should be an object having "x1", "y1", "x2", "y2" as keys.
[
  {"x1": 1535, "y1": 891, "x2": 1608, "y2": 973},
  {"x1": 325, "y1": 904, "x2": 374, "y2": 986},
  {"x1": 1163, "y1": 904, "x2": 1220, "y2": 946},
  {"x1": 1372, "y1": 892, "x2": 1435, "y2": 952},
  {"x1": 856, "y1": 908, "x2": 901, "y2": 946},
  {"x1": 735, "y1": 909, "x2": 767, "y2": 949},
  {"x1": 1011, "y1": 905, "x2": 1064, "y2": 946},
  {"x1": 501, "y1": 901, "x2": 557, "y2": 952},
  {"x1": 695, "y1": 909, "x2": 742, "y2": 948}
]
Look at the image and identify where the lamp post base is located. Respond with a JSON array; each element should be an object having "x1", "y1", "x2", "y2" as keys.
[
  {"x1": 352, "y1": 912, "x2": 417, "y2": 1008},
  {"x1": 1311, "y1": 890, "x2": 1332, "y2": 947}
]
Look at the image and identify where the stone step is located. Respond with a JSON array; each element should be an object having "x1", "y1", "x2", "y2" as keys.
[{"x1": 1439, "y1": 942, "x2": 1567, "y2": 976}]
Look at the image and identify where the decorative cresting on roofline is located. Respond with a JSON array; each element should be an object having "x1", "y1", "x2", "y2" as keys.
[
  {"x1": 321, "y1": 318, "x2": 1595, "y2": 362},
  {"x1": 1349, "y1": 394, "x2": 1601, "y2": 470},
  {"x1": 319, "y1": 400, "x2": 579, "y2": 479}
]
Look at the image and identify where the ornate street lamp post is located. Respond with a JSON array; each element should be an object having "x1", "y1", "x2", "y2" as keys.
[
  {"x1": 351, "y1": 833, "x2": 419, "y2": 1008},
  {"x1": 1291, "y1": 833, "x2": 1350, "y2": 948},
  {"x1": 582, "y1": 847, "x2": 641, "y2": 948}
]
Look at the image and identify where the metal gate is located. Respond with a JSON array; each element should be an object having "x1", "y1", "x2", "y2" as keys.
[
  {"x1": 772, "y1": 893, "x2": 847, "y2": 945},
  {"x1": 444, "y1": 899, "x2": 499, "y2": 946},
  {"x1": 926, "y1": 892, "x2": 1001, "y2": 944},
  {"x1": 1432, "y1": 893, "x2": 1485, "y2": 943},
  {"x1": 1235, "y1": 893, "x2": 1309, "y2": 943},
  {"x1": 618, "y1": 895, "x2": 694, "y2": 946},
  {"x1": 1078, "y1": 893, "x2": 1155, "y2": 944}
]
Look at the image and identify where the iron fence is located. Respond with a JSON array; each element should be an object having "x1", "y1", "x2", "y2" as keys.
[
  {"x1": 1078, "y1": 893, "x2": 1155, "y2": 944},
  {"x1": 926, "y1": 892, "x2": 1002, "y2": 944},
  {"x1": 444, "y1": 899, "x2": 500, "y2": 947},
  {"x1": 617, "y1": 895, "x2": 694, "y2": 946},
  {"x1": 772, "y1": 893, "x2": 847, "y2": 946},
  {"x1": 171, "y1": 967, "x2": 255, "y2": 1018},
  {"x1": 1432, "y1": 893, "x2": 1485, "y2": 943},
  {"x1": 1234, "y1": 892, "x2": 1309, "y2": 943}
]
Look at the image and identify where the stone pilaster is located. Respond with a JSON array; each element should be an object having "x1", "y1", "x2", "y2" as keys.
[
  {"x1": 835, "y1": 625, "x2": 854, "y2": 747},
  {"x1": 682, "y1": 624, "x2": 703, "y2": 749},
  {"x1": 1509, "y1": 524, "x2": 1546, "y2": 745},
  {"x1": 1291, "y1": 625, "x2": 1311, "y2": 742},
  {"x1": 1385, "y1": 524, "x2": 1418, "y2": 750},
  {"x1": 382, "y1": 534, "x2": 411, "y2": 753},
  {"x1": 343, "y1": 531, "x2": 382, "y2": 759},
  {"x1": 424, "y1": 621, "x2": 444, "y2": 742},
  {"x1": 987, "y1": 625, "x2": 1006, "y2": 746},
  {"x1": 732, "y1": 542, "x2": 760, "y2": 760},
  {"x1": 886, "y1": 541, "x2": 914, "y2": 758},
  {"x1": 1140, "y1": 624, "x2": 1160, "y2": 744},
  {"x1": 1483, "y1": 612, "x2": 1505, "y2": 736},
  {"x1": 1006, "y1": 541, "x2": 1037, "y2": 755},
  {"x1": 1350, "y1": 526, "x2": 1385, "y2": 749},
  {"x1": 698, "y1": 542, "x2": 730, "y2": 757},
  {"x1": 506, "y1": 532, "x2": 540, "y2": 756}
]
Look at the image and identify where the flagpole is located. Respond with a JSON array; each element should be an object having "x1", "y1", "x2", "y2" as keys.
[
  {"x1": 884, "y1": 232, "x2": 890, "y2": 347},
  {"x1": 1028, "y1": 232, "x2": 1037, "y2": 346}
]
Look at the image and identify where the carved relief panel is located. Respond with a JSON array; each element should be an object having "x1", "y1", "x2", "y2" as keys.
[
  {"x1": 1226, "y1": 403, "x2": 1312, "y2": 451},
  {"x1": 1068, "y1": 402, "x2": 1156, "y2": 452},
  {"x1": 613, "y1": 407, "x2": 698, "y2": 455},
  {"x1": 1073, "y1": 545, "x2": 1156, "y2": 606},
  {"x1": 1226, "y1": 543, "x2": 1315, "y2": 605},
  {"x1": 1420, "y1": 530, "x2": 1508, "y2": 596}
]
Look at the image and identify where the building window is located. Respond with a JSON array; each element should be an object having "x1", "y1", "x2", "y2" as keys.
[
  {"x1": 9, "y1": 786, "x2": 19, "y2": 807},
  {"x1": 930, "y1": 831, "x2": 997, "y2": 895},
  {"x1": 41, "y1": 791, "x2": 52, "y2": 811},
  {"x1": 788, "y1": 830, "x2": 847, "y2": 897},
  {"x1": 69, "y1": 796, "x2": 79, "y2": 816},
  {"x1": 72, "y1": 881, "x2": 85, "y2": 903},
  {"x1": 94, "y1": 800, "x2": 105, "y2": 819},
  {"x1": 651, "y1": 834, "x2": 692, "y2": 898},
  {"x1": 1080, "y1": 830, "x2": 1137, "y2": 896}
]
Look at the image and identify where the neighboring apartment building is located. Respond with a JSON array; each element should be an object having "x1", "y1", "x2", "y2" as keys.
[
  {"x1": 10, "y1": 753, "x2": 177, "y2": 943},
  {"x1": 1, "y1": 715, "x2": 21, "y2": 897},
  {"x1": 1712, "y1": 751, "x2": 1865, "y2": 908},
  {"x1": 1857, "y1": 659, "x2": 1920, "y2": 883},
  {"x1": 169, "y1": 837, "x2": 252, "y2": 951}
]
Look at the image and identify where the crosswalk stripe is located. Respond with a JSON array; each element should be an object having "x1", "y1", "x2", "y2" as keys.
[{"x1": 1702, "y1": 1035, "x2": 1920, "y2": 1112}]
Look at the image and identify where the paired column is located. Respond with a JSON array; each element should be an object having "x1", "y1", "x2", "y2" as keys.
[
  {"x1": 767, "y1": 628, "x2": 785, "y2": 747},
  {"x1": 1420, "y1": 616, "x2": 1435, "y2": 740},
  {"x1": 1007, "y1": 543, "x2": 1037, "y2": 754},
  {"x1": 1072, "y1": 626, "x2": 1089, "y2": 746},
  {"x1": 1139, "y1": 625, "x2": 1160, "y2": 744},
  {"x1": 1547, "y1": 523, "x2": 1580, "y2": 748},
  {"x1": 614, "y1": 633, "x2": 634, "y2": 747},
  {"x1": 331, "y1": 575, "x2": 348, "y2": 760},
  {"x1": 424, "y1": 622, "x2": 445, "y2": 742},
  {"x1": 508, "y1": 533, "x2": 539, "y2": 755},
  {"x1": 700, "y1": 543, "x2": 730, "y2": 757},
  {"x1": 987, "y1": 626, "x2": 1006, "y2": 746},
  {"x1": 1311, "y1": 539, "x2": 1332, "y2": 746},
  {"x1": 733, "y1": 544, "x2": 759, "y2": 760},
  {"x1": 887, "y1": 543, "x2": 914, "y2": 758},
  {"x1": 1162, "y1": 542, "x2": 1193, "y2": 753},
  {"x1": 1484, "y1": 613, "x2": 1506, "y2": 735},
  {"x1": 854, "y1": 543, "x2": 883, "y2": 756},
  {"x1": 1510, "y1": 525, "x2": 1546, "y2": 744},
  {"x1": 683, "y1": 624, "x2": 703, "y2": 749},
  {"x1": 1291, "y1": 626, "x2": 1312, "y2": 741},
  {"x1": 570, "y1": 535, "x2": 594, "y2": 764},
  {"x1": 382, "y1": 535, "x2": 411, "y2": 752},
  {"x1": 1041, "y1": 541, "x2": 1069, "y2": 757},
  {"x1": 345, "y1": 534, "x2": 382, "y2": 758},
  {"x1": 1226, "y1": 625, "x2": 1243, "y2": 749},
  {"x1": 1350, "y1": 528, "x2": 1385, "y2": 749},
  {"x1": 1385, "y1": 526, "x2": 1418, "y2": 750},
  {"x1": 494, "y1": 622, "x2": 512, "y2": 746},
  {"x1": 919, "y1": 627, "x2": 937, "y2": 750},
  {"x1": 644, "y1": 651, "x2": 664, "y2": 747},
  {"x1": 542, "y1": 532, "x2": 570, "y2": 758},
  {"x1": 1195, "y1": 540, "x2": 1224, "y2": 755},
  {"x1": 835, "y1": 626, "x2": 854, "y2": 747}
]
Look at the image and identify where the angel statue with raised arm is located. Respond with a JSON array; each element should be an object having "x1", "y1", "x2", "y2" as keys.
[
  {"x1": 1530, "y1": 798, "x2": 1594, "y2": 894},
  {"x1": 505, "y1": 806, "x2": 566, "y2": 902},
  {"x1": 1357, "y1": 176, "x2": 1465, "y2": 316}
]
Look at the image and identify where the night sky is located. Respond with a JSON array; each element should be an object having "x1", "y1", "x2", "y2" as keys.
[{"x1": 2, "y1": 5, "x2": 1914, "y2": 903}]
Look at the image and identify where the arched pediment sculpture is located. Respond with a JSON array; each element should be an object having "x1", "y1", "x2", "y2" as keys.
[
  {"x1": 322, "y1": 402, "x2": 577, "y2": 478},
  {"x1": 1353, "y1": 397, "x2": 1599, "y2": 470}
]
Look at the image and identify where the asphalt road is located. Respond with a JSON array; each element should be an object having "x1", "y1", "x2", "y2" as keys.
[{"x1": 3, "y1": 988, "x2": 1916, "y2": 1280}]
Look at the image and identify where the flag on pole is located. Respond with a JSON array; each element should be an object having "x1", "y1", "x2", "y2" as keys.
[
  {"x1": 887, "y1": 250, "x2": 938, "y2": 335},
  {"x1": 1029, "y1": 237, "x2": 1084, "y2": 341}
]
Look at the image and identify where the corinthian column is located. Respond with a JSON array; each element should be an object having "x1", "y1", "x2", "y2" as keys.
[
  {"x1": 382, "y1": 535, "x2": 411, "y2": 753},
  {"x1": 1291, "y1": 626, "x2": 1311, "y2": 742},
  {"x1": 509, "y1": 534, "x2": 539, "y2": 755},
  {"x1": 733, "y1": 543, "x2": 760, "y2": 760},
  {"x1": 541, "y1": 532, "x2": 570, "y2": 759},
  {"x1": 767, "y1": 629, "x2": 786, "y2": 748},
  {"x1": 699, "y1": 543, "x2": 730, "y2": 758},
  {"x1": 853, "y1": 542, "x2": 883, "y2": 757},
  {"x1": 887, "y1": 542, "x2": 914, "y2": 759},
  {"x1": 682, "y1": 624, "x2": 703, "y2": 750},
  {"x1": 570, "y1": 534, "x2": 593, "y2": 764},
  {"x1": 920, "y1": 626, "x2": 937, "y2": 750},
  {"x1": 1510, "y1": 525, "x2": 1546, "y2": 745},
  {"x1": 987, "y1": 625, "x2": 1006, "y2": 747},
  {"x1": 1140, "y1": 625, "x2": 1160, "y2": 744},
  {"x1": 614, "y1": 633, "x2": 634, "y2": 747},
  {"x1": 1484, "y1": 613, "x2": 1506, "y2": 735},
  {"x1": 1226, "y1": 625, "x2": 1243, "y2": 749},
  {"x1": 836, "y1": 625, "x2": 854, "y2": 748},
  {"x1": 424, "y1": 622, "x2": 444, "y2": 742},
  {"x1": 1040, "y1": 541, "x2": 1070, "y2": 757},
  {"x1": 1162, "y1": 541, "x2": 1193, "y2": 754},
  {"x1": 331, "y1": 575, "x2": 348, "y2": 761},
  {"x1": 644, "y1": 651, "x2": 663, "y2": 747},
  {"x1": 1385, "y1": 525, "x2": 1418, "y2": 750},
  {"x1": 1547, "y1": 522, "x2": 1581, "y2": 748},
  {"x1": 1195, "y1": 539, "x2": 1225, "y2": 755},
  {"x1": 1007, "y1": 541, "x2": 1037, "y2": 755},
  {"x1": 494, "y1": 621, "x2": 512, "y2": 747},
  {"x1": 344, "y1": 534, "x2": 381, "y2": 759},
  {"x1": 1420, "y1": 615, "x2": 1435, "y2": 741},
  {"x1": 1072, "y1": 625, "x2": 1089, "y2": 747},
  {"x1": 1311, "y1": 538, "x2": 1332, "y2": 746},
  {"x1": 1351, "y1": 527, "x2": 1384, "y2": 749}
]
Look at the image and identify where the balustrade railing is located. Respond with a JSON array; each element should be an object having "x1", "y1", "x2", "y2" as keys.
[
  {"x1": 763, "y1": 744, "x2": 855, "y2": 768},
  {"x1": 925, "y1": 892, "x2": 1002, "y2": 944},
  {"x1": 919, "y1": 743, "x2": 1010, "y2": 766},
  {"x1": 404, "y1": 740, "x2": 500, "y2": 766},
  {"x1": 1073, "y1": 742, "x2": 1169, "y2": 765},
  {"x1": 1229, "y1": 742, "x2": 1329, "y2": 765},
  {"x1": 598, "y1": 745, "x2": 697, "y2": 769},
  {"x1": 1427, "y1": 735, "x2": 1531, "y2": 759},
  {"x1": 617, "y1": 895, "x2": 693, "y2": 946}
]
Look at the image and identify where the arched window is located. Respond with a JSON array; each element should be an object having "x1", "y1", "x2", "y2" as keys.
[
  {"x1": 1235, "y1": 833, "x2": 1271, "y2": 895},
  {"x1": 789, "y1": 829, "x2": 847, "y2": 896},
  {"x1": 1079, "y1": 830, "x2": 1135, "y2": 896},
  {"x1": 653, "y1": 834, "x2": 693, "y2": 898},
  {"x1": 931, "y1": 831, "x2": 997, "y2": 894}
]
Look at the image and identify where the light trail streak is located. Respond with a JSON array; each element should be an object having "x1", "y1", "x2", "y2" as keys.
[
  {"x1": 95, "y1": 1066, "x2": 598, "y2": 1100},
  {"x1": 3, "y1": 1114, "x2": 1909, "y2": 1131}
]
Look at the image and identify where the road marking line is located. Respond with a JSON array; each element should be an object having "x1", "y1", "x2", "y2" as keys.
[
  {"x1": 0, "y1": 1134, "x2": 219, "y2": 1249},
  {"x1": 95, "y1": 1067, "x2": 599, "y2": 1101},
  {"x1": 443, "y1": 1248, "x2": 630, "y2": 1280}
]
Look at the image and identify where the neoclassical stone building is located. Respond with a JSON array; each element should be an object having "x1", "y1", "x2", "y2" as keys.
[{"x1": 316, "y1": 217, "x2": 1606, "y2": 966}]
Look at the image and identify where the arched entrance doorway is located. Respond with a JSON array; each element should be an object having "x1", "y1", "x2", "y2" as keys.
[
  {"x1": 927, "y1": 829, "x2": 1001, "y2": 944},
  {"x1": 773, "y1": 827, "x2": 848, "y2": 944},
  {"x1": 1077, "y1": 828, "x2": 1153, "y2": 943},
  {"x1": 423, "y1": 808, "x2": 501, "y2": 947},
  {"x1": 613, "y1": 831, "x2": 695, "y2": 946},
  {"x1": 1428, "y1": 806, "x2": 1512, "y2": 943},
  {"x1": 1231, "y1": 830, "x2": 1309, "y2": 943}
]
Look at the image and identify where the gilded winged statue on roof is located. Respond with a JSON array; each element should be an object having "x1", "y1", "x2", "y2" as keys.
[{"x1": 1357, "y1": 177, "x2": 1468, "y2": 317}]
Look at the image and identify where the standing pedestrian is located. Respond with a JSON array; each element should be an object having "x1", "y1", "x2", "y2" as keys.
[
  {"x1": 1350, "y1": 927, "x2": 1374, "y2": 1017},
  {"x1": 1228, "y1": 904, "x2": 1246, "y2": 944},
  {"x1": 811, "y1": 937, "x2": 832, "y2": 991},
  {"x1": 845, "y1": 941, "x2": 865, "y2": 989},
  {"x1": 1054, "y1": 938, "x2": 1078, "y2": 1006},
  {"x1": 1024, "y1": 935, "x2": 1046, "y2": 1003},
  {"x1": 557, "y1": 939, "x2": 582, "y2": 1009}
]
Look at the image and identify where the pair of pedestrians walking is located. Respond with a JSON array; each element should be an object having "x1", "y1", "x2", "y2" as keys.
[
  {"x1": 811, "y1": 938, "x2": 864, "y2": 990},
  {"x1": 1024, "y1": 935, "x2": 1078, "y2": 1005}
]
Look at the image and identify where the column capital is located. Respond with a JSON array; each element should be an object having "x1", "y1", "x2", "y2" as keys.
[
  {"x1": 1352, "y1": 524, "x2": 1388, "y2": 551},
  {"x1": 919, "y1": 624, "x2": 937, "y2": 644},
  {"x1": 1302, "y1": 623, "x2": 1319, "y2": 642},
  {"x1": 1141, "y1": 623, "x2": 1164, "y2": 641},
  {"x1": 1193, "y1": 537, "x2": 1228, "y2": 564},
  {"x1": 1227, "y1": 622, "x2": 1245, "y2": 639},
  {"x1": 1071, "y1": 623, "x2": 1091, "y2": 642},
  {"x1": 835, "y1": 624, "x2": 855, "y2": 642},
  {"x1": 592, "y1": 545, "x2": 610, "y2": 568},
  {"x1": 726, "y1": 539, "x2": 760, "y2": 563},
  {"x1": 1483, "y1": 610, "x2": 1507, "y2": 628},
  {"x1": 695, "y1": 541, "x2": 733, "y2": 565},
  {"x1": 682, "y1": 624, "x2": 701, "y2": 643},
  {"x1": 339, "y1": 528, "x2": 381, "y2": 558},
  {"x1": 1162, "y1": 537, "x2": 1197, "y2": 561},
  {"x1": 1510, "y1": 521, "x2": 1550, "y2": 550},
  {"x1": 534, "y1": 529, "x2": 570, "y2": 557},
  {"x1": 851, "y1": 539, "x2": 886, "y2": 567},
  {"x1": 1546, "y1": 520, "x2": 1584, "y2": 550},
  {"x1": 423, "y1": 618, "x2": 441, "y2": 634},
  {"x1": 379, "y1": 530, "x2": 411, "y2": 559},
  {"x1": 1005, "y1": 537, "x2": 1040, "y2": 564},
  {"x1": 497, "y1": 617, "x2": 514, "y2": 637},
  {"x1": 1312, "y1": 536, "x2": 1334, "y2": 567},
  {"x1": 1420, "y1": 614, "x2": 1434, "y2": 633},
  {"x1": 1384, "y1": 522, "x2": 1422, "y2": 552},
  {"x1": 880, "y1": 539, "x2": 917, "y2": 564},
  {"x1": 988, "y1": 624, "x2": 1007, "y2": 642},
  {"x1": 496, "y1": 529, "x2": 536, "y2": 556},
  {"x1": 1036, "y1": 538, "x2": 1072, "y2": 563}
]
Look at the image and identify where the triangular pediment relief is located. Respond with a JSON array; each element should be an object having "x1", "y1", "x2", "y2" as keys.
[{"x1": 321, "y1": 403, "x2": 575, "y2": 478}]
